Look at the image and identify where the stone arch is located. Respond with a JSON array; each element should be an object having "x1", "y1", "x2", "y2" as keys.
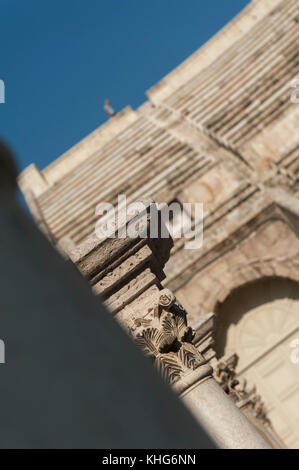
[
  {"x1": 213, "y1": 275, "x2": 299, "y2": 448},
  {"x1": 214, "y1": 275, "x2": 299, "y2": 358},
  {"x1": 206, "y1": 256, "x2": 299, "y2": 314}
]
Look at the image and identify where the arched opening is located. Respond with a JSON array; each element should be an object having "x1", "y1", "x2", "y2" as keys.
[{"x1": 215, "y1": 277, "x2": 299, "y2": 448}]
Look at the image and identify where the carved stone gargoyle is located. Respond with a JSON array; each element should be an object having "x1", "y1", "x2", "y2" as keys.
[
  {"x1": 214, "y1": 356, "x2": 271, "y2": 427},
  {"x1": 135, "y1": 289, "x2": 207, "y2": 384},
  {"x1": 213, "y1": 358, "x2": 240, "y2": 401}
]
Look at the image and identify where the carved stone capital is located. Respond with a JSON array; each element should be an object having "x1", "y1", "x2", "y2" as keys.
[{"x1": 135, "y1": 289, "x2": 207, "y2": 384}]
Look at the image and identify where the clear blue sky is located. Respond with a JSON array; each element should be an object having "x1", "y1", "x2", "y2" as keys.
[{"x1": 0, "y1": 0, "x2": 250, "y2": 173}]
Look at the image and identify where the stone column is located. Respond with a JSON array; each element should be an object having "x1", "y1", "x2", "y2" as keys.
[
  {"x1": 131, "y1": 288, "x2": 270, "y2": 449},
  {"x1": 177, "y1": 367, "x2": 270, "y2": 449},
  {"x1": 64, "y1": 199, "x2": 270, "y2": 449}
]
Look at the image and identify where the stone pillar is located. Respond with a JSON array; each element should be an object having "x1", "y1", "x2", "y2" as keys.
[
  {"x1": 64, "y1": 199, "x2": 270, "y2": 449},
  {"x1": 176, "y1": 367, "x2": 270, "y2": 449},
  {"x1": 131, "y1": 288, "x2": 270, "y2": 449}
]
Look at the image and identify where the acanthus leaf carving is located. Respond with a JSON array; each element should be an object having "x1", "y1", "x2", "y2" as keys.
[
  {"x1": 136, "y1": 327, "x2": 165, "y2": 359},
  {"x1": 156, "y1": 352, "x2": 183, "y2": 384},
  {"x1": 135, "y1": 289, "x2": 207, "y2": 384}
]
